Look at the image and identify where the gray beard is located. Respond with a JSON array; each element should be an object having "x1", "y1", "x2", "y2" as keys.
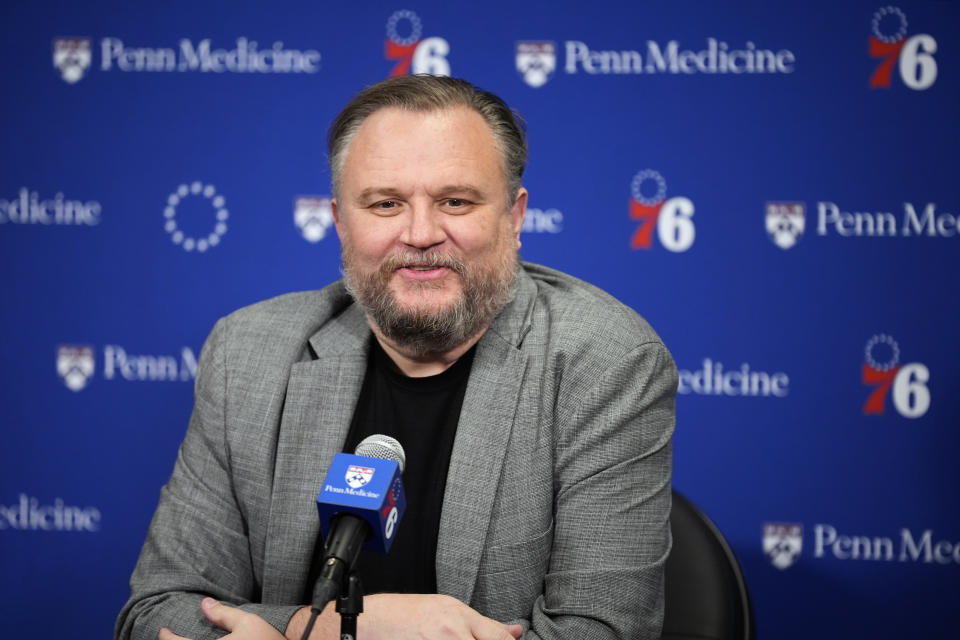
[{"x1": 342, "y1": 247, "x2": 518, "y2": 357}]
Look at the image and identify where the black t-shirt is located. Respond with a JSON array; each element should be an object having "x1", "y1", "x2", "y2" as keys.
[{"x1": 311, "y1": 337, "x2": 474, "y2": 596}]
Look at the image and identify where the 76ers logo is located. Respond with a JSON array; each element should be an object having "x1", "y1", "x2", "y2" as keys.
[
  {"x1": 385, "y1": 10, "x2": 450, "y2": 77},
  {"x1": 862, "y1": 334, "x2": 930, "y2": 418},
  {"x1": 381, "y1": 478, "x2": 402, "y2": 540},
  {"x1": 629, "y1": 170, "x2": 695, "y2": 252},
  {"x1": 869, "y1": 6, "x2": 938, "y2": 90}
]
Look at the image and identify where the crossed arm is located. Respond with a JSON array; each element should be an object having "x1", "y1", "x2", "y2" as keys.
[{"x1": 156, "y1": 596, "x2": 522, "y2": 640}]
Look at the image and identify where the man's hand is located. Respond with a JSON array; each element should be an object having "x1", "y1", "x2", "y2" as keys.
[
  {"x1": 158, "y1": 597, "x2": 286, "y2": 640},
  {"x1": 287, "y1": 593, "x2": 522, "y2": 640},
  {"x1": 358, "y1": 593, "x2": 523, "y2": 640}
]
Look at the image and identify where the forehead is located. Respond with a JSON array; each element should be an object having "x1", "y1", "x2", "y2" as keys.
[{"x1": 341, "y1": 106, "x2": 505, "y2": 192}]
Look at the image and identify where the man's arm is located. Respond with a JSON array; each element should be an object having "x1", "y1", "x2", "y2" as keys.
[
  {"x1": 115, "y1": 318, "x2": 300, "y2": 640},
  {"x1": 287, "y1": 596, "x2": 522, "y2": 640},
  {"x1": 524, "y1": 340, "x2": 676, "y2": 640}
]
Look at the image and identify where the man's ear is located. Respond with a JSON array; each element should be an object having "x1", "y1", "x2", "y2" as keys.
[{"x1": 510, "y1": 188, "x2": 528, "y2": 243}]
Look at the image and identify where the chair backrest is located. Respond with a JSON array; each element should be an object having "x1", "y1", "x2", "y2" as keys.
[{"x1": 661, "y1": 490, "x2": 754, "y2": 640}]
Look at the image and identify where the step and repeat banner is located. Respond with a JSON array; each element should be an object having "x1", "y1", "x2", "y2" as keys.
[{"x1": 1, "y1": 1, "x2": 957, "y2": 638}]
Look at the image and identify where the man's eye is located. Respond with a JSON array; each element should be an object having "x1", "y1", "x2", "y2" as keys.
[
  {"x1": 445, "y1": 199, "x2": 467, "y2": 207},
  {"x1": 374, "y1": 201, "x2": 397, "y2": 210}
]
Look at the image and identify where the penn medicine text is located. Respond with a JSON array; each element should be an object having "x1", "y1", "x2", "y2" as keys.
[
  {"x1": 817, "y1": 202, "x2": 958, "y2": 237},
  {"x1": 815, "y1": 524, "x2": 960, "y2": 565},
  {"x1": 103, "y1": 345, "x2": 197, "y2": 382},
  {"x1": 100, "y1": 37, "x2": 320, "y2": 73},
  {"x1": 0, "y1": 495, "x2": 100, "y2": 532},
  {"x1": 564, "y1": 39, "x2": 795, "y2": 75},
  {"x1": 0, "y1": 188, "x2": 100, "y2": 225}
]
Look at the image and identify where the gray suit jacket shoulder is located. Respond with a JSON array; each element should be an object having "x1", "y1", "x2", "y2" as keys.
[{"x1": 116, "y1": 262, "x2": 677, "y2": 640}]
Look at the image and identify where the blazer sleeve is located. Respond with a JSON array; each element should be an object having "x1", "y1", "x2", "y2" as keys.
[
  {"x1": 114, "y1": 318, "x2": 301, "y2": 640},
  {"x1": 524, "y1": 340, "x2": 677, "y2": 640}
]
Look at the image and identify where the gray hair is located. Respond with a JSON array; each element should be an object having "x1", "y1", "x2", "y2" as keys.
[{"x1": 328, "y1": 75, "x2": 527, "y2": 206}]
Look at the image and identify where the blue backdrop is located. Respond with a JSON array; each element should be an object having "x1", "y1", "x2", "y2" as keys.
[{"x1": 2, "y1": 1, "x2": 958, "y2": 637}]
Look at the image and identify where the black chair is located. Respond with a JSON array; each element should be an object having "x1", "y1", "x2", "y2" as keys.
[{"x1": 661, "y1": 490, "x2": 755, "y2": 640}]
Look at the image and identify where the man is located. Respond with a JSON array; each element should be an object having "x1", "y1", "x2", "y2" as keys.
[{"x1": 116, "y1": 75, "x2": 676, "y2": 640}]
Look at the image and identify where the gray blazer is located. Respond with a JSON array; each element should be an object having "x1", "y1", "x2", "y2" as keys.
[{"x1": 116, "y1": 262, "x2": 677, "y2": 640}]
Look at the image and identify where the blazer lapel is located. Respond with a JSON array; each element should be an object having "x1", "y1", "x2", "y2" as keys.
[
  {"x1": 261, "y1": 305, "x2": 370, "y2": 602},
  {"x1": 435, "y1": 272, "x2": 535, "y2": 603}
]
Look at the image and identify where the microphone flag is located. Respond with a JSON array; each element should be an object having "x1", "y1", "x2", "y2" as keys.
[{"x1": 316, "y1": 452, "x2": 407, "y2": 553}]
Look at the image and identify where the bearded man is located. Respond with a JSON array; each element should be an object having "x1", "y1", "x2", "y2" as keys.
[{"x1": 116, "y1": 75, "x2": 676, "y2": 640}]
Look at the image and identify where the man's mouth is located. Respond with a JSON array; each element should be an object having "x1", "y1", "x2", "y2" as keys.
[
  {"x1": 395, "y1": 263, "x2": 453, "y2": 282},
  {"x1": 382, "y1": 252, "x2": 464, "y2": 278}
]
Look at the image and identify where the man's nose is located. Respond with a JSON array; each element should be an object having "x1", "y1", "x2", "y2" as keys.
[{"x1": 401, "y1": 202, "x2": 446, "y2": 248}]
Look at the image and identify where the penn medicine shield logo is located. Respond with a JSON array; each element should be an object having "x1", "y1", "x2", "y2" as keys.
[
  {"x1": 53, "y1": 38, "x2": 92, "y2": 84},
  {"x1": 293, "y1": 196, "x2": 334, "y2": 242},
  {"x1": 516, "y1": 42, "x2": 556, "y2": 88},
  {"x1": 385, "y1": 10, "x2": 450, "y2": 77},
  {"x1": 345, "y1": 465, "x2": 374, "y2": 489},
  {"x1": 763, "y1": 523, "x2": 803, "y2": 569},
  {"x1": 765, "y1": 202, "x2": 805, "y2": 249},
  {"x1": 57, "y1": 345, "x2": 95, "y2": 391}
]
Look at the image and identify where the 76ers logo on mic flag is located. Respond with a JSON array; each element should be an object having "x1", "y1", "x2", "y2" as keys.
[
  {"x1": 869, "y1": 6, "x2": 938, "y2": 90},
  {"x1": 629, "y1": 170, "x2": 695, "y2": 252},
  {"x1": 345, "y1": 465, "x2": 374, "y2": 489},
  {"x1": 861, "y1": 334, "x2": 930, "y2": 418}
]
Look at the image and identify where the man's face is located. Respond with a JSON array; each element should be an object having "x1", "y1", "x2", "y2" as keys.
[{"x1": 333, "y1": 106, "x2": 527, "y2": 356}]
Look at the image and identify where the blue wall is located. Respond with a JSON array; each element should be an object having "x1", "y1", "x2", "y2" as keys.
[{"x1": 1, "y1": 1, "x2": 958, "y2": 637}]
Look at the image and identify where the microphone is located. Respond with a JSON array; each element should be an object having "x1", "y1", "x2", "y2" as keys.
[{"x1": 311, "y1": 434, "x2": 407, "y2": 610}]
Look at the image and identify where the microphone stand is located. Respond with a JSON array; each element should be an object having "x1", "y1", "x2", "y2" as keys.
[
  {"x1": 336, "y1": 572, "x2": 364, "y2": 640},
  {"x1": 301, "y1": 570, "x2": 364, "y2": 640}
]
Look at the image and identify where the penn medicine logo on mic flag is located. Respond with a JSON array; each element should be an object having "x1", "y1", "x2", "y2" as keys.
[{"x1": 345, "y1": 465, "x2": 375, "y2": 489}]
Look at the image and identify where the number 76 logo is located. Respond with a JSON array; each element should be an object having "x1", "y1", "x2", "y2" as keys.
[
  {"x1": 629, "y1": 170, "x2": 695, "y2": 253},
  {"x1": 862, "y1": 334, "x2": 930, "y2": 418},
  {"x1": 384, "y1": 10, "x2": 450, "y2": 77},
  {"x1": 869, "y1": 6, "x2": 937, "y2": 90}
]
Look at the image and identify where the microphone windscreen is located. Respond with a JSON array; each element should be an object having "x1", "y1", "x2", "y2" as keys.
[{"x1": 355, "y1": 434, "x2": 406, "y2": 473}]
